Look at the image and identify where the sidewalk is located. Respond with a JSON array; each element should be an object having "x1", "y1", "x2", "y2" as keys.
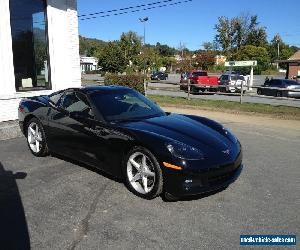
[{"x1": 0, "y1": 120, "x2": 22, "y2": 141}]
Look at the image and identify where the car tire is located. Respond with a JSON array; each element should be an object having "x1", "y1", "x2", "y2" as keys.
[
  {"x1": 257, "y1": 89, "x2": 262, "y2": 95},
  {"x1": 191, "y1": 85, "x2": 197, "y2": 93},
  {"x1": 26, "y1": 117, "x2": 49, "y2": 157},
  {"x1": 276, "y1": 91, "x2": 282, "y2": 97},
  {"x1": 124, "y1": 146, "x2": 163, "y2": 199}
]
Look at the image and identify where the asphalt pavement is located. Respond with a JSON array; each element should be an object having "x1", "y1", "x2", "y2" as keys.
[{"x1": 0, "y1": 113, "x2": 299, "y2": 250}]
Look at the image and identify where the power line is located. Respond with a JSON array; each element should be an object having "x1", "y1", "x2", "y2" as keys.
[
  {"x1": 78, "y1": 0, "x2": 174, "y2": 17},
  {"x1": 79, "y1": 0, "x2": 193, "y2": 21}
]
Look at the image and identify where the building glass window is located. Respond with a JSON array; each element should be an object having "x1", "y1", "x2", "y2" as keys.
[{"x1": 10, "y1": 0, "x2": 50, "y2": 91}]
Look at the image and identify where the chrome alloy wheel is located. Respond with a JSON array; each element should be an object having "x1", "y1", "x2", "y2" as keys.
[
  {"x1": 127, "y1": 152, "x2": 156, "y2": 194},
  {"x1": 27, "y1": 122, "x2": 43, "y2": 153}
]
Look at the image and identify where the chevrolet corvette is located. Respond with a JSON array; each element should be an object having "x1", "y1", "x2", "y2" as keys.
[{"x1": 18, "y1": 85, "x2": 243, "y2": 200}]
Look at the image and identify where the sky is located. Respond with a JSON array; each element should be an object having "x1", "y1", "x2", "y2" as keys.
[{"x1": 78, "y1": 0, "x2": 300, "y2": 50}]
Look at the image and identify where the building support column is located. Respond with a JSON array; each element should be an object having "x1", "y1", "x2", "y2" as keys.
[
  {"x1": 46, "y1": 0, "x2": 81, "y2": 91},
  {"x1": 249, "y1": 66, "x2": 254, "y2": 91},
  {"x1": 0, "y1": 0, "x2": 16, "y2": 97}
]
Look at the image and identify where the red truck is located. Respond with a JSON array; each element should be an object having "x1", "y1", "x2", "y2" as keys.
[{"x1": 179, "y1": 70, "x2": 219, "y2": 93}]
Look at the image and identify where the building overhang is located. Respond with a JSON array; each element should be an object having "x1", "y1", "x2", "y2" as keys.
[{"x1": 275, "y1": 59, "x2": 300, "y2": 64}]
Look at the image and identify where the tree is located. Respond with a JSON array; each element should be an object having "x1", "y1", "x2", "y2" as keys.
[
  {"x1": 156, "y1": 42, "x2": 176, "y2": 57},
  {"x1": 246, "y1": 27, "x2": 268, "y2": 48},
  {"x1": 135, "y1": 45, "x2": 161, "y2": 72},
  {"x1": 232, "y1": 45, "x2": 271, "y2": 74},
  {"x1": 214, "y1": 14, "x2": 268, "y2": 55},
  {"x1": 119, "y1": 31, "x2": 142, "y2": 65},
  {"x1": 202, "y1": 41, "x2": 219, "y2": 52},
  {"x1": 98, "y1": 41, "x2": 126, "y2": 73},
  {"x1": 269, "y1": 34, "x2": 296, "y2": 61},
  {"x1": 214, "y1": 16, "x2": 234, "y2": 54},
  {"x1": 193, "y1": 51, "x2": 215, "y2": 70},
  {"x1": 79, "y1": 36, "x2": 107, "y2": 57}
]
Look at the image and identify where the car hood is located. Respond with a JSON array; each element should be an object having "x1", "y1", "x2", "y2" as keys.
[{"x1": 120, "y1": 113, "x2": 239, "y2": 159}]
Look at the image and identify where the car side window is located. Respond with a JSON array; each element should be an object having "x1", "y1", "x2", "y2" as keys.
[
  {"x1": 49, "y1": 91, "x2": 64, "y2": 106},
  {"x1": 272, "y1": 80, "x2": 281, "y2": 86},
  {"x1": 61, "y1": 91, "x2": 94, "y2": 117}
]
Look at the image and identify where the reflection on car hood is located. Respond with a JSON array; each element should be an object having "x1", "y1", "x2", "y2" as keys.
[{"x1": 121, "y1": 113, "x2": 239, "y2": 158}]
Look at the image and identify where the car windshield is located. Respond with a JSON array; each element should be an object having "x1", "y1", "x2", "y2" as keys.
[
  {"x1": 283, "y1": 80, "x2": 300, "y2": 85},
  {"x1": 89, "y1": 89, "x2": 166, "y2": 122},
  {"x1": 192, "y1": 72, "x2": 207, "y2": 77},
  {"x1": 221, "y1": 75, "x2": 229, "y2": 81}
]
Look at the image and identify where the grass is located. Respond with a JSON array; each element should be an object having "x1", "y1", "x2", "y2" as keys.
[{"x1": 149, "y1": 94, "x2": 300, "y2": 120}]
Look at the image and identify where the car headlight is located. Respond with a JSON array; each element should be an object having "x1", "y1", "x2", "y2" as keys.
[
  {"x1": 166, "y1": 141, "x2": 204, "y2": 160},
  {"x1": 286, "y1": 85, "x2": 295, "y2": 90}
]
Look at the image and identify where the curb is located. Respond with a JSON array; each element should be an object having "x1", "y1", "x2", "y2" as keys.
[{"x1": 0, "y1": 120, "x2": 22, "y2": 141}]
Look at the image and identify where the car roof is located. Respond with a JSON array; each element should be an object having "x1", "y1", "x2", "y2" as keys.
[
  {"x1": 269, "y1": 79, "x2": 299, "y2": 83},
  {"x1": 221, "y1": 73, "x2": 238, "y2": 76}
]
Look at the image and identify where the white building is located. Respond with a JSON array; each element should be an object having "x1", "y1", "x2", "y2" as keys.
[
  {"x1": 215, "y1": 55, "x2": 227, "y2": 65},
  {"x1": 0, "y1": 0, "x2": 81, "y2": 122},
  {"x1": 80, "y1": 56, "x2": 99, "y2": 73}
]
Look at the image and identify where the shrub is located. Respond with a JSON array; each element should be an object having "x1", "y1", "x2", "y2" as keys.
[
  {"x1": 85, "y1": 70, "x2": 105, "y2": 76},
  {"x1": 104, "y1": 74, "x2": 146, "y2": 94}
]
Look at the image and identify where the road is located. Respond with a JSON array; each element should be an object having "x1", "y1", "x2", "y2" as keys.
[
  {"x1": 148, "y1": 88, "x2": 300, "y2": 108},
  {"x1": 81, "y1": 73, "x2": 283, "y2": 87},
  {"x1": 82, "y1": 73, "x2": 300, "y2": 108},
  {"x1": 0, "y1": 109, "x2": 299, "y2": 250}
]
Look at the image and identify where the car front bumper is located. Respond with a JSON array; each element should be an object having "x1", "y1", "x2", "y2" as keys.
[
  {"x1": 163, "y1": 151, "x2": 243, "y2": 198},
  {"x1": 287, "y1": 91, "x2": 300, "y2": 98}
]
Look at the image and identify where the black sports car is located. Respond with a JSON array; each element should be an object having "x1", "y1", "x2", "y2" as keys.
[
  {"x1": 18, "y1": 85, "x2": 243, "y2": 200},
  {"x1": 151, "y1": 71, "x2": 168, "y2": 81}
]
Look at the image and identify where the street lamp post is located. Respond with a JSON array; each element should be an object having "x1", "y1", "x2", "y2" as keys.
[
  {"x1": 139, "y1": 17, "x2": 149, "y2": 95},
  {"x1": 139, "y1": 17, "x2": 148, "y2": 46},
  {"x1": 276, "y1": 37, "x2": 280, "y2": 70}
]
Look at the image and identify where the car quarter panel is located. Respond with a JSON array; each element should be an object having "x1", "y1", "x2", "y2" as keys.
[{"x1": 18, "y1": 97, "x2": 51, "y2": 134}]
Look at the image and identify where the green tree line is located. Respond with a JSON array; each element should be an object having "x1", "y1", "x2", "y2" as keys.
[
  {"x1": 211, "y1": 14, "x2": 298, "y2": 74},
  {"x1": 80, "y1": 32, "x2": 179, "y2": 74},
  {"x1": 79, "y1": 14, "x2": 299, "y2": 75}
]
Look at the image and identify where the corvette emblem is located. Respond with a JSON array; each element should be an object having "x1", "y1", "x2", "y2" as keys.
[{"x1": 222, "y1": 149, "x2": 230, "y2": 155}]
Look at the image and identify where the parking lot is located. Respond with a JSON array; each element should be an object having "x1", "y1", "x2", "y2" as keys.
[
  {"x1": 82, "y1": 73, "x2": 300, "y2": 108},
  {"x1": 1, "y1": 108, "x2": 299, "y2": 250}
]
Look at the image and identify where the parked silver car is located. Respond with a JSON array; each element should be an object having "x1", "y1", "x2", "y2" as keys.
[
  {"x1": 257, "y1": 79, "x2": 300, "y2": 98},
  {"x1": 218, "y1": 73, "x2": 248, "y2": 93}
]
